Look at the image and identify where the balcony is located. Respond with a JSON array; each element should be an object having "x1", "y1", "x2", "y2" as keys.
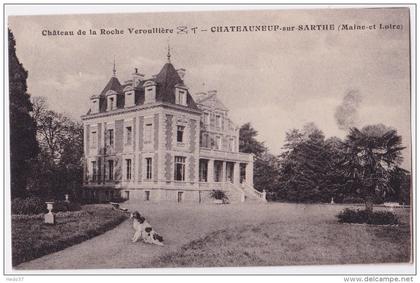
[{"x1": 199, "y1": 147, "x2": 252, "y2": 163}]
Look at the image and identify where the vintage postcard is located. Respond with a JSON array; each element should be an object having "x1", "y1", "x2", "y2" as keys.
[{"x1": 5, "y1": 5, "x2": 414, "y2": 275}]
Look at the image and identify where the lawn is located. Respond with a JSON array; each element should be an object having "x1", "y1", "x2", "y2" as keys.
[
  {"x1": 147, "y1": 203, "x2": 411, "y2": 268},
  {"x1": 14, "y1": 202, "x2": 412, "y2": 269},
  {"x1": 12, "y1": 204, "x2": 128, "y2": 266}
]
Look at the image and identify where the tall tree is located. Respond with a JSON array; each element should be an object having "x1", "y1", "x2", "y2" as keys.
[
  {"x1": 9, "y1": 29, "x2": 39, "y2": 198},
  {"x1": 276, "y1": 123, "x2": 344, "y2": 203},
  {"x1": 342, "y1": 124, "x2": 405, "y2": 211},
  {"x1": 29, "y1": 97, "x2": 84, "y2": 198},
  {"x1": 239, "y1": 123, "x2": 280, "y2": 194},
  {"x1": 239, "y1": 122, "x2": 266, "y2": 157}
]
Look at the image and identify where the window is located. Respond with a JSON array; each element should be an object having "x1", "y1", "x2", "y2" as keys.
[
  {"x1": 146, "y1": 158, "x2": 152, "y2": 180},
  {"x1": 108, "y1": 160, "x2": 114, "y2": 181},
  {"x1": 176, "y1": 90, "x2": 187, "y2": 106},
  {"x1": 199, "y1": 159, "x2": 208, "y2": 182},
  {"x1": 145, "y1": 87, "x2": 156, "y2": 103},
  {"x1": 178, "y1": 191, "x2": 183, "y2": 203},
  {"x1": 214, "y1": 161, "x2": 223, "y2": 182},
  {"x1": 126, "y1": 159, "x2": 132, "y2": 180},
  {"x1": 109, "y1": 97, "x2": 115, "y2": 110},
  {"x1": 216, "y1": 136, "x2": 221, "y2": 150},
  {"x1": 90, "y1": 131, "x2": 97, "y2": 148},
  {"x1": 174, "y1": 156, "x2": 186, "y2": 181},
  {"x1": 145, "y1": 123, "x2": 152, "y2": 143},
  {"x1": 204, "y1": 112, "x2": 210, "y2": 125},
  {"x1": 177, "y1": 125, "x2": 185, "y2": 143},
  {"x1": 145, "y1": 191, "x2": 150, "y2": 201},
  {"x1": 229, "y1": 138, "x2": 235, "y2": 152},
  {"x1": 107, "y1": 129, "x2": 114, "y2": 146},
  {"x1": 200, "y1": 132, "x2": 209, "y2": 148},
  {"x1": 216, "y1": 115, "x2": 222, "y2": 128},
  {"x1": 126, "y1": 126, "x2": 132, "y2": 145},
  {"x1": 91, "y1": 161, "x2": 97, "y2": 182}
]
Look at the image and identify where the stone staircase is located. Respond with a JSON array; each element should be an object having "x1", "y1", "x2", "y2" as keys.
[{"x1": 224, "y1": 182, "x2": 267, "y2": 203}]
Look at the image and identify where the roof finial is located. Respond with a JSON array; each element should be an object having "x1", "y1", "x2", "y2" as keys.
[
  {"x1": 167, "y1": 42, "x2": 171, "y2": 63},
  {"x1": 112, "y1": 56, "x2": 116, "y2": 77}
]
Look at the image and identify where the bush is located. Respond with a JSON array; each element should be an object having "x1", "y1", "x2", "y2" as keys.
[
  {"x1": 110, "y1": 195, "x2": 126, "y2": 203},
  {"x1": 341, "y1": 196, "x2": 365, "y2": 204},
  {"x1": 12, "y1": 197, "x2": 47, "y2": 215},
  {"x1": 209, "y1": 190, "x2": 229, "y2": 204},
  {"x1": 11, "y1": 197, "x2": 82, "y2": 215},
  {"x1": 52, "y1": 201, "x2": 81, "y2": 213},
  {"x1": 337, "y1": 208, "x2": 399, "y2": 225},
  {"x1": 12, "y1": 205, "x2": 128, "y2": 266}
]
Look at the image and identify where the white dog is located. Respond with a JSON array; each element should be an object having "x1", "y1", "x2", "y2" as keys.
[{"x1": 130, "y1": 211, "x2": 164, "y2": 246}]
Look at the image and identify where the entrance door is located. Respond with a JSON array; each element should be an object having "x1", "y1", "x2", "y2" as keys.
[{"x1": 178, "y1": 191, "x2": 183, "y2": 203}]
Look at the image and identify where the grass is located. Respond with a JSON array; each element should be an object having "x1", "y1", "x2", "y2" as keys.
[
  {"x1": 151, "y1": 221, "x2": 411, "y2": 267},
  {"x1": 14, "y1": 202, "x2": 412, "y2": 269},
  {"x1": 12, "y1": 204, "x2": 128, "y2": 266},
  {"x1": 147, "y1": 204, "x2": 411, "y2": 268}
]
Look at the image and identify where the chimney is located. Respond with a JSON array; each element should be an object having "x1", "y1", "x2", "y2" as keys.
[
  {"x1": 177, "y1": 68, "x2": 186, "y2": 80},
  {"x1": 132, "y1": 68, "x2": 144, "y2": 88}
]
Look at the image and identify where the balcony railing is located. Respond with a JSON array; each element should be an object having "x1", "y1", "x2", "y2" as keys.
[{"x1": 199, "y1": 147, "x2": 252, "y2": 162}]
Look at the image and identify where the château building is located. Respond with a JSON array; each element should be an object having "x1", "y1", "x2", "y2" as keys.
[{"x1": 81, "y1": 52, "x2": 266, "y2": 203}]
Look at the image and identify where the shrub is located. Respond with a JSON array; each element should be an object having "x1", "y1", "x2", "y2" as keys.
[
  {"x1": 52, "y1": 201, "x2": 82, "y2": 213},
  {"x1": 209, "y1": 190, "x2": 229, "y2": 204},
  {"x1": 337, "y1": 208, "x2": 399, "y2": 225},
  {"x1": 12, "y1": 205, "x2": 128, "y2": 266},
  {"x1": 111, "y1": 195, "x2": 126, "y2": 203},
  {"x1": 11, "y1": 197, "x2": 82, "y2": 215},
  {"x1": 341, "y1": 196, "x2": 365, "y2": 204},
  {"x1": 11, "y1": 197, "x2": 47, "y2": 215}
]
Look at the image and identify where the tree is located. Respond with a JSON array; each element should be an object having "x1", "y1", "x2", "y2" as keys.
[
  {"x1": 239, "y1": 123, "x2": 280, "y2": 194},
  {"x1": 29, "y1": 97, "x2": 83, "y2": 198},
  {"x1": 275, "y1": 123, "x2": 345, "y2": 203},
  {"x1": 9, "y1": 29, "x2": 39, "y2": 198},
  {"x1": 254, "y1": 152, "x2": 280, "y2": 194},
  {"x1": 342, "y1": 125, "x2": 405, "y2": 211},
  {"x1": 239, "y1": 122, "x2": 266, "y2": 157}
]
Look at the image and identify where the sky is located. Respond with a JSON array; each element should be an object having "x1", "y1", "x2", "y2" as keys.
[{"x1": 8, "y1": 7, "x2": 412, "y2": 169}]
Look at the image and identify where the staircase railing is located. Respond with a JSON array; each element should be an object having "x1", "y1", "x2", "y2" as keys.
[
  {"x1": 225, "y1": 181, "x2": 246, "y2": 202},
  {"x1": 241, "y1": 182, "x2": 267, "y2": 202}
]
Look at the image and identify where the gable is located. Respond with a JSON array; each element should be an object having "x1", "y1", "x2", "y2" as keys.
[{"x1": 197, "y1": 93, "x2": 229, "y2": 111}]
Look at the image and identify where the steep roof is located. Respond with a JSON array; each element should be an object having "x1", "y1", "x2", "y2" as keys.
[
  {"x1": 89, "y1": 61, "x2": 200, "y2": 115},
  {"x1": 100, "y1": 76, "x2": 123, "y2": 96},
  {"x1": 154, "y1": 63, "x2": 199, "y2": 110},
  {"x1": 196, "y1": 92, "x2": 229, "y2": 111}
]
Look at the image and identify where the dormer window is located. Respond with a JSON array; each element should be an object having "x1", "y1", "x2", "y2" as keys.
[
  {"x1": 105, "y1": 90, "x2": 117, "y2": 111},
  {"x1": 175, "y1": 83, "x2": 188, "y2": 106},
  {"x1": 144, "y1": 81, "x2": 156, "y2": 104},
  {"x1": 175, "y1": 90, "x2": 187, "y2": 106},
  {"x1": 109, "y1": 97, "x2": 114, "y2": 110},
  {"x1": 90, "y1": 95, "x2": 100, "y2": 114},
  {"x1": 124, "y1": 86, "x2": 135, "y2": 107}
]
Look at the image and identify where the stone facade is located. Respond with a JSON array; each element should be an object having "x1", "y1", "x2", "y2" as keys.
[{"x1": 81, "y1": 58, "x2": 263, "y2": 204}]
